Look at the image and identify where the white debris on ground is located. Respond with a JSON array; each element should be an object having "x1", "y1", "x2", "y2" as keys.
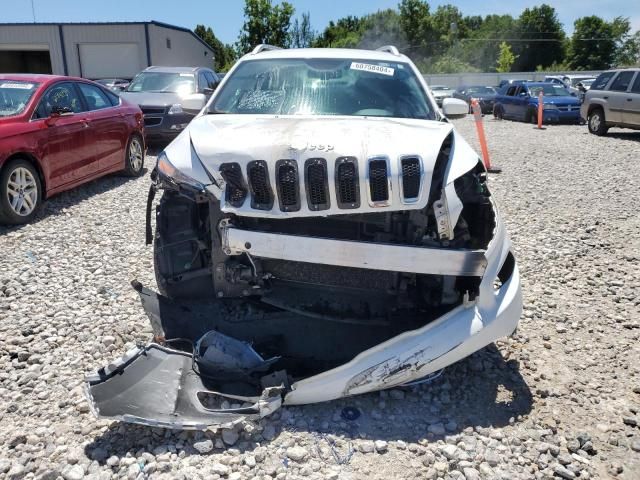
[{"x1": 0, "y1": 117, "x2": 639, "y2": 480}]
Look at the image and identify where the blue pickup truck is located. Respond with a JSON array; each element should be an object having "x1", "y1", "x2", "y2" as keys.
[{"x1": 493, "y1": 82, "x2": 582, "y2": 124}]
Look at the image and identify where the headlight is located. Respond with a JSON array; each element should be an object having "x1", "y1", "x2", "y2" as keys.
[
  {"x1": 168, "y1": 104, "x2": 183, "y2": 115},
  {"x1": 156, "y1": 152, "x2": 205, "y2": 190}
]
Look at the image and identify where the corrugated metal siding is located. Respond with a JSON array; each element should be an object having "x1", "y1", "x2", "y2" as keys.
[
  {"x1": 61, "y1": 24, "x2": 147, "y2": 77},
  {"x1": 148, "y1": 24, "x2": 215, "y2": 69},
  {"x1": 0, "y1": 24, "x2": 64, "y2": 74}
]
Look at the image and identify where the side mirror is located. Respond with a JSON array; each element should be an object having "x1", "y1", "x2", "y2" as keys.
[
  {"x1": 45, "y1": 107, "x2": 73, "y2": 126},
  {"x1": 203, "y1": 87, "x2": 214, "y2": 96},
  {"x1": 442, "y1": 98, "x2": 468, "y2": 118}
]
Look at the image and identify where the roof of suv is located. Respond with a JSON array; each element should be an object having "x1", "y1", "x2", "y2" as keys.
[
  {"x1": 241, "y1": 47, "x2": 409, "y2": 63},
  {"x1": 142, "y1": 66, "x2": 211, "y2": 73}
]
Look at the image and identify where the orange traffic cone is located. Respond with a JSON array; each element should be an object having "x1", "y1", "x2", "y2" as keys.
[{"x1": 471, "y1": 98, "x2": 501, "y2": 173}]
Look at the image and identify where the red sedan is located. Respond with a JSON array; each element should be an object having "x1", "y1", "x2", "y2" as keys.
[{"x1": 0, "y1": 74, "x2": 145, "y2": 224}]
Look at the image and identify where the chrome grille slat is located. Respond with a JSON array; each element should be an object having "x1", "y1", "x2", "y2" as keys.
[
  {"x1": 247, "y1": 160, "x2": 273, "y2": 210},
  {"x1": 222, "y1": 154, "x2": 422, "y2": 212},
  {"x1": 220, "y1": 162, "x2": 247, "y2": 207},
  {"x1": 400, "y1": 156, "x2": 422, "y2": 202},
  {"x1": 367, "y1": 157, "x2": 391, "y2": 206},
  {"x1": 275, "y1": 160, "x2": 300, "y2": 212},
  {"x1": 304, "y1": 158, "x2": 330, "y2": 211},
  {"x1": 335, "y1": 157, "x2": 360, "y2": 209}
]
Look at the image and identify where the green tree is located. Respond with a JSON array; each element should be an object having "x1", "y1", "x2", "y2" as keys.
[
  {"x1": 610, "y1": 18, "x2": 638, "y2": 66},
  {"x1": 291, "y1": 12, "x2": 316, "y2": 48},
  {"x1": 421, "y1": 54, "x2": 479, "y2": 74},
  {"x1": 460, "y1": 14, "x2": 518, "y2": 72},
  {"x1": 568, "y1": 16, "x2": 617, "y2": 69},
  {"x1": 358, "y1": 9, "x2": 404, "y2": 50},
  {"x1": 496, "y1": 41, "x2": 516, "y2": 72},
  {"x1": 313, "y1": 16, "x2": 363, "y2": 47},
  {"x1": 238, "y1": 0, "x2": 295, "y2": 54},
  {"x1": 430, "y1": 4, "x2": 468, "y2": 55},
  {"x1": 514, "y1": 4, "x2": 565, "y2": 71},
  {"x1": 194, "y1": 25, "x2": 236, "y2": 71},
  {"x1": 398, "y1": 0, "x2": 431, "y2": 51}
]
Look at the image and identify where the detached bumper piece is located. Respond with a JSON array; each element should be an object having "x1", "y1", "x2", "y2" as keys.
[{"x1": 85, "y1": 339, "x2": 283, "y2": 430}]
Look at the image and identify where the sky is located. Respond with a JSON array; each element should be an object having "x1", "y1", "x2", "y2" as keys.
[{"x1": 3, "y1": 0, "x2": 639, "y2": 44}]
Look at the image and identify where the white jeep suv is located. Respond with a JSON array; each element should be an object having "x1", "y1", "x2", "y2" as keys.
[{"x1": 85, "y1": 45, "x2": 522, "y2": 429}]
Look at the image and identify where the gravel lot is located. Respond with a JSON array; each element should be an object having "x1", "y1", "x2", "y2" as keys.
[{"x1": 1, "y1": 117, "x2": 639, "y2": 480}]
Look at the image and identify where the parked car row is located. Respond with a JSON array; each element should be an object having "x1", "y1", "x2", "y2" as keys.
[
  {"x1": 490, "y1": 69, "x2": 640, "y2": 135},
  {"x1": 493, "y1": 81, "x2": 582, "y2": 124},
  {"x1": 120, "y1": 66, "x2": 221, "y2": 143},
  {"x1": 0, "y1": 74, "x2": 145, "y2": 224}
]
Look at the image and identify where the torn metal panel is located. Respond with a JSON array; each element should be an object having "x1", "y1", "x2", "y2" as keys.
[{"x1": 85, "y1": 344, "x2": 283, "y2": 430}]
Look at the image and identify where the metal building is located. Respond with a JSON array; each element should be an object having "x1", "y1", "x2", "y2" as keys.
[{"x1": 0, "y1": 21, "x2": 215, "y2": 79}]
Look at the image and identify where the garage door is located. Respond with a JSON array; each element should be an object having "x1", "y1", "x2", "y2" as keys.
[
  {"x1": 0, "y1": 50, "x2": 52, "y2": 74},
  {"x1": 78, "y1": 43, "x2": 141, "y2": 79}
]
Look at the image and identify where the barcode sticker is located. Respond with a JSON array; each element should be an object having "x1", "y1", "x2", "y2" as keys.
[
  {"x1": 0, "y1": 82, "x2": 34, "y2": 89},
  {"x1": 350, "y1": 62, "x2": 394, "y2": 76}
]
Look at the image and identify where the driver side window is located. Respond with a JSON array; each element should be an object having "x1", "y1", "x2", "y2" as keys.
[{"x1": 34, "y1": 82, "x2": 84, "y2": 119}]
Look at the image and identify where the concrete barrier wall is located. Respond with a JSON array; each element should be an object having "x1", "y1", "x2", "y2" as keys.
[{"x1": 423, "y1": 71, "x2": 603, "y2": 88}]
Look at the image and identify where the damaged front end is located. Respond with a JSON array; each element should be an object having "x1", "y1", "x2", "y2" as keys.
[{"x1": 86, "y1": 115, "x2": 522, "y2": 429}]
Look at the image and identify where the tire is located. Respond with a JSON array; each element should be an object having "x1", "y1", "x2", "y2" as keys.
[
  {"x1": 0, "y1": 158, "x2": 42, "y2": 225},
  {"x1": 526, "y1": 109, "x2": 538, "y2": 125},
  {"x1": 123, "y1": 134, "x2": 145, "y2": 176},
  {"x1": 587, "y1": 108, "x2": 608, "y2": 136},
  {"x1": 493, "y1": 106, "x2": 504, "y2": 120}
]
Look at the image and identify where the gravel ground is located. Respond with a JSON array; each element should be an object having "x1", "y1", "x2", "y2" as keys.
[{"x1": 0, "y1": 117, "x2": 639, "y2": 480}]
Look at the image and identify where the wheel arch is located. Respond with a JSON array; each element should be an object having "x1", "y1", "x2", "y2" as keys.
[{"x1": 0, "y1": 153, "x2": 47, "y2": 199}]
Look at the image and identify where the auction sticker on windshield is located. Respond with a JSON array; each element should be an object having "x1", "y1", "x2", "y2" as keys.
[
  {"x1": 0, "y1": 82, "x2": 35, "y2": 89},
  {"x1": 350, "y1": 62, "x2": 394, "y2": 76}
]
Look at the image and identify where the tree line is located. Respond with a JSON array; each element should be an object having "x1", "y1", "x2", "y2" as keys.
[{"x1": 195, "y1": 0, "x2": 640, "y2": 73}]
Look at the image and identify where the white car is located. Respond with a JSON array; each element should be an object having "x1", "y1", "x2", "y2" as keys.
[
  {"x1": 85, "y1": 45, "x2": 522, "y2": 429},
  {"x1": 430, "y1": 84, "x2": 454, "y2": 106}
]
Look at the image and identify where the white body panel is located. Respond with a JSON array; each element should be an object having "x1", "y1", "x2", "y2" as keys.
[{"x1": 284, "y1": 207, "x2": 521, "y2": 404}]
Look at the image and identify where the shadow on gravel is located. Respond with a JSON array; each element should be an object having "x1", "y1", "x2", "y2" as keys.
[
  {"x1": 0, "y1": 168, "x2": 150, "y2": 237},
  {"x1": 605, "y1": 131, "x2": 640, "y2": 142},
  {"x1": 84, "y1": 344, "x2": 533, "y2": 463}
]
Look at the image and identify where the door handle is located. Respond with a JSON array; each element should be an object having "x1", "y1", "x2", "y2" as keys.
[
  {"x1": 627, "y1": 98, "x2": 633, "y2": 102},
  {"x1": 82, "y1": 118, "x2": 91, "y2": 128},
  {"x1": 603, "y1": 96, "x2": 608, "y2": 99}
]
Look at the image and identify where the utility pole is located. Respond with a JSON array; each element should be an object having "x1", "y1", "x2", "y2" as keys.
[{"x1": 31, "y1": 0, "x2": 36, "y2": 22}]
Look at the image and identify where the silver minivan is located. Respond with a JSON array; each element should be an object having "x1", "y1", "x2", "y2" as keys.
[{"x1": 581, "y1": 68, "x2": 640, "y2": 135}]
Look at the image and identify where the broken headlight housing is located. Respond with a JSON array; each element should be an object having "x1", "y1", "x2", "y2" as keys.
[{"x1": 156, "y1": 151, "x2": 207, "y2": 190}]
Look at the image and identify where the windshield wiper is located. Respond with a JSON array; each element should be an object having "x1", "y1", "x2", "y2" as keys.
[{"x1": 207, "y1": 109, "x2": 228, "y2": 115}]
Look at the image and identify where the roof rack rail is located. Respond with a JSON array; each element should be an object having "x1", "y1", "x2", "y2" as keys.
[
  {"x1": 251, "y1": 44, "x2": 282, "y2": 54},
  {"x1": 376, "y1": 45, "x2": 400, "y2": 56}
]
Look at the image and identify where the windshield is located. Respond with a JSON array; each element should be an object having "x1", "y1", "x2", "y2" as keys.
[
  {"x1": 126, "y1": 72, "x2": 195, "y2": 94},
  {"x1": 0, "y1": 81, "x2": 39, "y2": 117},
  {"x1": 571, "y1": 77, "x2": 594, "y2": 87},
  {"x1": 466, "y1": 86, "x2": 495, "y2": 94},
  {"x1": 527, "y1": 84, "x2": 571, "y2": 96},
  {"x1": 211, "y1": 58, "x2": 435, "y2": 120}
]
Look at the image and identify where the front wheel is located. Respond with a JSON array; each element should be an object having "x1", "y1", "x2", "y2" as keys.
[
  {"x1": 493, "y1": 106, "x2": 504, "y2": 120},
  {"x1": 123, "y1": 135, "x2": 145, "y2": 176},
  {"x1": 587, "y1": 108, "x2": 608, "y2": 136},
  {"x1": 0, "y1": 159, "x2": 42, "y2": 225}
]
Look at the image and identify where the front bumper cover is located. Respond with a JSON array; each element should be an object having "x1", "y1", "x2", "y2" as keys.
[{"x1": 84, "y1": 205, "x2": 522, "y2": 429}]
